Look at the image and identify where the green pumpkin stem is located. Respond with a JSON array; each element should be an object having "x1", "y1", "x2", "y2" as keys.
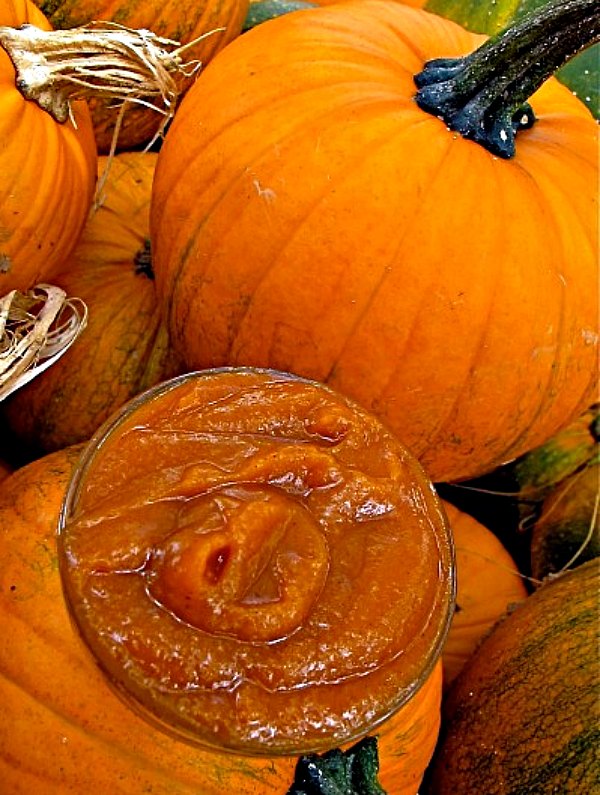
[{"x1": 414, "y1": 0, "x2": 600, "y2": 158}]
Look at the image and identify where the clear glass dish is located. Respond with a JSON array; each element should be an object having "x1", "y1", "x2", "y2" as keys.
[{"x1": 58, "y1": 367, "x2": 455, "y2": 756}]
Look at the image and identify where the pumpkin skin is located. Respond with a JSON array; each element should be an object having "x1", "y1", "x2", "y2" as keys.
[
  {"x1": 34, "y1": 0, "x2": 250, "y2": 152},
  {"x1": 425, "y1": 559, "x2": 600, "y2": 793},
  {"x1": 530, "y1": 460, "x2": 600, "y2": 581},
  {"x1": 1, "y1": 151, "x2": 182, "y2": 456},
  {"x1": 0, "y1": 0, "x2": 97, "y2": 293},
  {"x1": 150, "y1": 1, "x2": 599, "y2": 483},
  {"x1": 0, "y1": 446, "x2": 443, "y2": 794},
  {"x1": 441, "y1": 500, "x2": 527, "y2": 686},
  {"x1": 500, "y1": 403, "x2": 600, "y2": 502}
]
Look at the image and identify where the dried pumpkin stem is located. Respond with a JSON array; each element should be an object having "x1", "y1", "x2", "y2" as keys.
[
  {"x1": 0, "y1": 21, "x2": 220, "y2": 128},
  {"x1": 134, "y1": 239, "x2": 154, "y2": 280},
  {"x1": 0, "y1": 284, "x2": 87, "y2": 400},
  {"x1": 414, "y1": 0, "x2": 600, "y2": 158}
]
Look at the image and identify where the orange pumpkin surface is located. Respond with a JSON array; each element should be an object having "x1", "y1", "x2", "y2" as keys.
[
  {"x1": 150, "y1": 0, "x2": 599, "y2": 483},
  {"x1": 34, "y1": 0, "x2": 250, "y2": 151},
  {"x1": 0, "y1": 0, "x2": 97, "y2": 293},
  {"x1": 0, "y1": 445, "x2": 443, "y2": 795},
  {"x1": 441, "y1": 500, "x2": 528, "y2": 686},
  {"x1": 1, "y1": 152, "x2": 181, "y2": 456}
]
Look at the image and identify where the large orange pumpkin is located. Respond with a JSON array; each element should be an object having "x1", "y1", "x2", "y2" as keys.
[
  {"x1": 0, "y1": 0, "x2": 97, "y2": 293},
  {"x1": 150, "y1": 0, "x2": 599, "y2": 483},
  {"x1": 33, "y1": 0, "x2": 250, "y2": 152},
  {"x1": 0, "y1": 446, "x2": 443, "y2": 794},
  {"x1": 1, "y1": 151, "x2": 181, "y2": 457}
]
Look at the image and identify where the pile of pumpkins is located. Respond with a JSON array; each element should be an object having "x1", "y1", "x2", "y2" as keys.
[{"x1": 0, "y1": 0, "x2": 597, "y2": 791}]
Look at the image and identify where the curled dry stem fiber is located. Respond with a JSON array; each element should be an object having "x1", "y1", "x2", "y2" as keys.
[
  {"x1": 0, "y1": 21, "x2": 221, "y2": 137},
  {"x1": 0, "y1": 284, "x2": 87, "y2": 401}
]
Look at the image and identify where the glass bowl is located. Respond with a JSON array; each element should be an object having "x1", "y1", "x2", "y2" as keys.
[{"x1": 58, "y1": 367, "x2": 455, "y2": 755}]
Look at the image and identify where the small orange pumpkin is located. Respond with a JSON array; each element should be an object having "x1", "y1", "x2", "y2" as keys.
[
  {"x1": 0, "y1": 446, "x2": 443, "y2": 794},
  {"x1": 150, "y1": 0, "x2": 598, "y2": 483},
  {"x1": 0, "y1": 0, "x2": 97, "y2": 293},
  {"x1": 1, "y1": 152, "x2": 182, "y2": 457},
  {"x1": 441, "y1": 500, "x2": 528, "y2": 686}
]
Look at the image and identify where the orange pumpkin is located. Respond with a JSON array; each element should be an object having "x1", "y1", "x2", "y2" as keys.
[
  {"x1": 0, "y1": 0, "x2": 97, "y2": 293},
  {"x1": 441, "y1": 500, "x2": 528, "y2": 686},
  {"x1": 0, "y1": 446, "x2": 443, "y2": 794},
  {"x1": 34, "y1": 0, "x2": 251, "y2": 152},
  {"x1": 426, "y1": 559, "x2": 600, "y2": 793},
  {"x1": 150, "y1": 0, "x2": 598, "y2": 483},
  {"x1": 1, "y1": 152, "x2": 182, "y2": 457}
]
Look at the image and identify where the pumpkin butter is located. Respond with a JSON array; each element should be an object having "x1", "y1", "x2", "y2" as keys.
[{"x1": 59, "y1": 369, "x2": 454, "y2": 754}]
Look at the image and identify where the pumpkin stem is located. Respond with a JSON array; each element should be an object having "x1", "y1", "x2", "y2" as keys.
[
  {"x1": 0, "y1": 284, "x2": 87, "y2": 401},
  {"x1": 0, "y1": 22, "x2": 220, "y2": 139},
  {"x1": 414, "y1": 0, "x2": 600, "y2": 158},
  {"x1": 134, "y1": 240, "x2": 154, "y2": 280}
]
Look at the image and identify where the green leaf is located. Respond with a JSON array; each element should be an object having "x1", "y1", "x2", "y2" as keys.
[{"x1": 287, "y1": 736, "x2": 387, "y2": 795}]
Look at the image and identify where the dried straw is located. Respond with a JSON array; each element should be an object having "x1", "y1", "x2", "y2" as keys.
[{"x1": 0, "y1": 284, "x2": 87, "y2": 401}]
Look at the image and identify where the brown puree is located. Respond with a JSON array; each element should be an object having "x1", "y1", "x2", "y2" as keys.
[{"x1": 59, "y1": 369, "x2": 454, "y2": 754}]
